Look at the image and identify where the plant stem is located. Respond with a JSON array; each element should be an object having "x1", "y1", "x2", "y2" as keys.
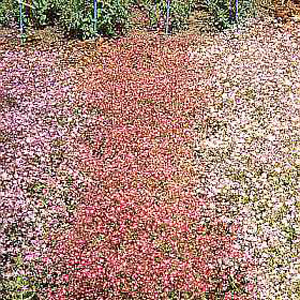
[
  {"x1": 94, "y1": 0, "x2": 98, "y2": 32},
  {"x1": 156, "y1": 0, "x2": 160, "y2": 29},
  {"x1": 19, "y1": 0, "x2": 26, "y2": 44},
  {"x1": 165, "y1": 0, "x2": 171, "y2": 34},
  {"x1": 19, "y1": 0, "x2": 24, "y2": 34}
]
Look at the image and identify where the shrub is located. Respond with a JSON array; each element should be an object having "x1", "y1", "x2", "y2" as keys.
[
  {"x1": 169, "y1": 0, "x2": 195, "y2": 33},
  {"x1": 0, "y1": 0, "x2": 19, "y2": 28},
  {"x1": 203, "y1": 0, "x2": 256, "y2": 30},
  {"x1": 0, "y1": 0, "x2": 62, "y2": 30},
  {"x1": 0, "y1": 0, "x2": 259, "y2": 37},
  {"x1": 96, "y1": 0, "x2": 133, "y2": 38},
  {"x1": 0, "y1": 0, "x2": 133, "y2": 39},
  {"x1": 139, "y1": 0, "x2": 195, "y2": 33},
  {"x1": 31, "y1": 0, "x2": 62, "y2": 28},
  {"x1": 55, "y1": 0, "x2": 96, "y2": 39}
]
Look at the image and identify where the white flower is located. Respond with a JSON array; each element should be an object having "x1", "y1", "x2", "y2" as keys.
[
  {"x1": 267, "y1": 134, "x2": 276, "y2": 142},
  {"x1": 284, "y1": 78, "x2": 292, "y2": 86}
]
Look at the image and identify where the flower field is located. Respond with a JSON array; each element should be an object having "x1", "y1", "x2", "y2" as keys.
[{"x1": 1, "y1": 15, "x2": 300, "y2": 300}]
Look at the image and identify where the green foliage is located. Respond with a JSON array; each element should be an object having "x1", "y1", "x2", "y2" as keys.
[
  {"x1": 204, "y1": 0, "x2": 232, "y2": 29},
  {"x1": 0, "y1": 0, "x2": 134, "y2": 39},
  {"x1": 0, "y1": 0, "x2": 19, "y2": 28},
  {"x1": 204, "y1": 0, "x2": 256, "y2": 30},
  {"x1": 31, "y1": 0, "x2": 61, "y2": 28},
  {"x1": 170, "y1": 0, "x2": 195, "y2": 32},
  {"x1": 0, "y1": 0, "x2": 257, "y2": 38},
  {"x1": 145, "y1": 0, "x2": 161, "y2": 28},
  {"x1": 0, "y1": 0, "x2": 61, "y2": 29},
  {"x1": 58, "y1": 0, "x2": 133, "y2": 40},
  {"x1": 97, "y1": 0, "x2": 133, "y2": 38},
  {"x1": 237, "y1": 0, "x2": 257, "y2": 24},
  {"x1": 57, "y1": 0, "x2": 96, "y2": 39},
  {"x1": 140, "y1": 0, "x2": 195, "y2": 33},
  {"x1": 32, "y1": 0, "x2": 49, "y2": 27},
  {"x1": 0, "y1": 253, "x2": 38, "y2": 300}
]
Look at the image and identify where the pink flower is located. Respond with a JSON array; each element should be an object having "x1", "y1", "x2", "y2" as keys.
[
  {"x1": 42, "y1": 257, "x2": 51, "y2": 265},
  {"x1": 24, "y1": 252, "x2": 39, "y2": 261},
  {"x1": 40, "y1": 32, "x2": 254, "y2": 300}
]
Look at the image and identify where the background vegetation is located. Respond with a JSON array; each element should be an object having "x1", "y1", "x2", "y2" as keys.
[{"x1": 0, "y1": 0, "x2": 259, "y2": 39}]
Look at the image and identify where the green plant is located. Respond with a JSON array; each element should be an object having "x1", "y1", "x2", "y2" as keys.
[
  {"x1": 26, "y1": 181, "x2": 47, "y2": 195},
  {"x1": 0, "y1": 0, "x2": 62, "y2": 30},
  {"x1": 0, "y1": 0, "x2": 19, "y2": 28},
  {"x1": 203, "y1": 0, "x2": 256, "y2": 30},
  {"x1": 144, "y1": 0, "x2": 161, "y2": 29},
  {"x1": 235, "y1": 0, "x2": 256, "y2": 25},
  {"x1": 97, "y1": 0, "x2": 132, "y2": 38},
  {"x1": 31, "y1": 0, "x2": 48, "y2": 27},
  {"x1": 142, "y1": 0, "x2": 195, "y2": 33},
  {"x1": 3, "y1": 277, "x2": 38, "y2": 300},
  {"x1": 0, "y1": 0, "x2": 134, "y2": 40},
  {"x1": 0, "y1": 254, "x2": 38, "y2": 300},
  {"x1": 169, "y1": 0, "x2": 194, "y2": 32},
  {"x1": 56, "y1": 0, "x2": 95, "y2": 39},
  {"x1": 204, "y1": 0, "x2": 232, "y2": 29},
  {"x1": 54, "y1": 0, "x2": 133, "y2": 39},
  {"x1": 31, "y1": 0, "x2": 60, "y2": 28}
]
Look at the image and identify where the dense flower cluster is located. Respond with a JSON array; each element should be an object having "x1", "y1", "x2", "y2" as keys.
[{"x1": 39, "y1": 31, "x2": 255, "y2": 299}]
